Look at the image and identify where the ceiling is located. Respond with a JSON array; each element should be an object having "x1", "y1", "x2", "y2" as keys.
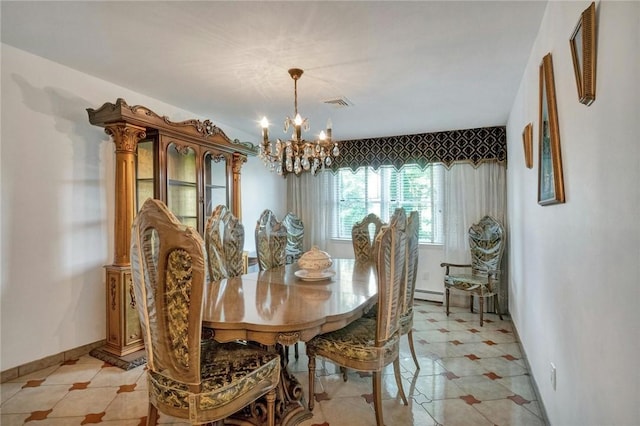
[{"x1": 1, "y1": 1, "x2": 547, "y2": 143}]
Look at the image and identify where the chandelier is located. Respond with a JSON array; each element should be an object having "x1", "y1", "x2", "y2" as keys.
[{"x1": 259, "y1": 68, "x2": 339, "y2": 176}]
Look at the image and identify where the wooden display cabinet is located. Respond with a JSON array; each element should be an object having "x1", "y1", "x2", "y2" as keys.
[{"x1": 87, "y1": 98, "x2": 256, "y2": 357}]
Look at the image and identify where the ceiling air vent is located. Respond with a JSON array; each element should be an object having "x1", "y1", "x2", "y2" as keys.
[{"x1": 323, "y1": 97, "x2": 353, "y2": 108}]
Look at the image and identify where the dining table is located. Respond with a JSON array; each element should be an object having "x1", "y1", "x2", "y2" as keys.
[{"x1": 202, "y1": 258, "x2": 378, "y2": 426}]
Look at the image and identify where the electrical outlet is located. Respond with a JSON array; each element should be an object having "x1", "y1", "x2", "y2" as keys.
[{"x1": 550, "y1": 363, "x2": 556, "y2": 391}]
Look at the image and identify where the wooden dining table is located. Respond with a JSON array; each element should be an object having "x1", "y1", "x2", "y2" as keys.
[{"x1": 202, "y1": 258, "x2": 378, "y2": 425}]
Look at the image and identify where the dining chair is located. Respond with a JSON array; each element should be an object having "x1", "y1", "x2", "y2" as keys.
[
  {"x1": 205, "y1": 204, "x2": 245, "y2": 281},
  {"x1": 255, "y1": 209, "x2": 288, "y2": 271},
  {"x1": 254, "y1": 209, "x2": 298, "y2": 359},
  {"x1": 351, "y1": 212, "x2": 385, "y2": 262},
  {"x1": 281, "y1": 211, "x2": 306, "y2": 359},
  {"x1": 282, "y1": 212, "x2": 304, "y2": 264},
  {"x1": 306, "y1": 223, "x2": 408, "y2": 426},
  {"x1": 440, "y1": 215, "x2": 505, "y2": 326},
  {"x1": 361, "y1": 208, "x2": 405, "y2": 321},
  {"x1": 400, "y1": 210, "x2": 420, "y2": 370},
  {"x1": 130, "y1": 199, "x2": 280, "y2": 426}
]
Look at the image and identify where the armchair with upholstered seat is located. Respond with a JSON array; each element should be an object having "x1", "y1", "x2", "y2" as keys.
[
  {"x1": 351, "y1": 212, "x2": 385, "y2": 262},
  {"x1": 306, "y1": 223, "x2": 408, "y2": 426},
  {"x1": 130, "y1": 199, "x2": 280, "y2": 425},
  {"x1": 205, "y1": 204, "x2": 245, "y2": 281},
  {"x1": 440, "y1": 215, "x2": 505, "y2": 326}
]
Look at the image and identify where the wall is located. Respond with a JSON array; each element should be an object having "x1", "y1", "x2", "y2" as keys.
[
  {"x1": 328, "y1": 240, "x2": 445, "y2": 301},
  {"x1": 0, "y1": 45, "x2": 286, "y2": 371},
  {"x1": 506, "y1": 1, "x2": 639, "y2": 425}
]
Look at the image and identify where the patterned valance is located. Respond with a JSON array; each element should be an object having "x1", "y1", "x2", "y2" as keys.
[{"x1": 330, "y1": 126, "x2": 506, "y2": 172}]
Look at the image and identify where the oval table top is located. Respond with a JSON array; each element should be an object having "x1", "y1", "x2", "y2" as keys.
[{"x1": 202, "y1": 258, "x2": 378, "y2": 346}]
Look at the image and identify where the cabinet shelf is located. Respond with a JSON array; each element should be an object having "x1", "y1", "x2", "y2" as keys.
[{"x1": 168, "y1": 179, "x2": 197, "y2": 188}]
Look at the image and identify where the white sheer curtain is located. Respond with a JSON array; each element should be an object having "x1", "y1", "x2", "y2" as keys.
[
  {"x1": 286, "y1": 171, "x2": 333, "y2": 251},
  {"x1": 443, "y1": 161, "x2": 507, "y2": 312}
]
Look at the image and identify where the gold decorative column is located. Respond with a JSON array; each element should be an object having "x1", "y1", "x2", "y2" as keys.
[
  {"x1": 103, "y1": 122, "x2": 146, "y2": 356},
  {"x1": 232, "y1": 152, "x2": 246, "y2": 220}
]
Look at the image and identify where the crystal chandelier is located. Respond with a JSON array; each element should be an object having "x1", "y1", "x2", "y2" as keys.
[{"x1": 259, "y1": 68, "x2": 339, "y2": 176}]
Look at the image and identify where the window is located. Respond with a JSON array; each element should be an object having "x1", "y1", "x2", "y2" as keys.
[{"x1": 330, "y1": 164, "x2": 444, "y2": 244}]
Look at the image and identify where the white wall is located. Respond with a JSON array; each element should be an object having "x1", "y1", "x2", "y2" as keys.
[
  {"x1": 0, "y1": 44, "x2": 285, "y2": 371},
  {"x1": 328, "y1": 239, "x2": 445, "y2": 301},
  {"x1": 506, "y1": 2, "x2": 639, "y2": 425}
]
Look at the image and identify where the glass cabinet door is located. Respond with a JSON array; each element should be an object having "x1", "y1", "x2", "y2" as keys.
[
  {"x1": 204, "y1": 151, "x2": 228, "y2": 218},
  {"x1": 135, "y1": 140, "x2": 155, "y2": 211},
  {"x1": 166, "y1": 142, "x2": 198, "y2": 229}
]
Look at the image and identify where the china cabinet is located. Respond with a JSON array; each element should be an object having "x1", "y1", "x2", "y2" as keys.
[{"x1": 87, "y1": 98, "x2": 256, "y2": 357}]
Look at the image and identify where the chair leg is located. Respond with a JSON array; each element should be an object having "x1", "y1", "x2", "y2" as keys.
[
  {"x1": 372, "y1": 372, "x2": 384, "y2": 426},
  {"x1": 407, "y1": 330, "x2": 420, "y2": 370},
  {"x1": 147, "y1": 402, "x2": 158, "y2": 426},
  {"x1": 266, "y1": 388, "x2": 276, "y2": 426},
  {"x1": 445, "y1": 288, "x2": 450, "y2": 316},
  {"x1": 340, "y1": 366, "x2": 348, "y2": 382},
  {"x1": 308, "y1": 356, "x2": 316, "y2": 411},
  {"x1": 294, "y1": 342, "x2": 299, "y2": 359},
  {"x1": 393, "y1": 358, "x2": 408, "y2": 406},
  {"x1": 479, "y1": 296, "x2": 484, "y2": 326},
  {"x1": 470, "y1": 294, "x2": 474, "y2": 312},
  {"x1": 494, "y1": 294, "x2": 504, "y2": 320}
]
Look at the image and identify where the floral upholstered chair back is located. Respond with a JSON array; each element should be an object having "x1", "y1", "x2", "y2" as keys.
[
  {"x1": 255, "y1": 209, "x2": 287, "y2": 271},
  {"x1": 282, "y1": 212, "x2": 304, "y2": 264},
  {"x1": 373, "y1": 223, "x2": 407, "y2": 346},
  {"x1": 130, "y1": 198, "x2": 205, "y2": 385},
  {"x1": 205, "y1": 205, "x2": 245, "y2": 281},
  {"x1": 469, "y1": 216, "x2": 505, "y2": 278},
  {"x1": 352, "y1": 213, "x2": 385, "y2": 262}
]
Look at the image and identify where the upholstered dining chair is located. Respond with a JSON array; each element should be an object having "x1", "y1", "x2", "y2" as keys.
[
  {"x1": 281, "y1": 211, "x2": 305, "y2": 360},
  {"x1": 205, "y1": 205, "x2": 245, "y2": 281},
  {"x1": 254, "y1": 209, "x2": 297, "y2": 358},
  {"x1": 130, "y1": 199, "x2": 280, "y2": 426},
  {"x1": 351, "y1": 213, "x2": 385, "y2": 262},
  {"x1": 400, "y1": 210, "x2": 420, "y2": 370},
  {"x1": 255, "y1": 209, "x2": 287, "y2": 271},
  {"x1": 282, "y1": 212, "x2": 304, "y2": 265},
  {"x1": 362, "y1": 208, "x2": 404, "y2": 317},
  {"x1": 440, "y1": 215, "x2": 505, "y2": 326},
  {"x1": 306, "y1": 223, "x2": 408, "y2": 426}
]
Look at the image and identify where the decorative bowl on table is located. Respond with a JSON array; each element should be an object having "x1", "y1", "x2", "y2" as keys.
[{"x1": 296, "y1": 246, "x2": 335, "y2": 281}]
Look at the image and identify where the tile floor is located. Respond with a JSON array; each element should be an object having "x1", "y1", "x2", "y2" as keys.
[{"x1": 0, "y1": 301, "x2": 548, "y2": 425}]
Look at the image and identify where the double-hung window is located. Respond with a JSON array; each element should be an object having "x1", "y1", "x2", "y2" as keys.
[{"x1": 330, "y1": 164, "x2": 444, "y2": 244}]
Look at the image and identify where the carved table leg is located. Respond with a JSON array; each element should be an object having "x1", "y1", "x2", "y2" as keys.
[{"x1": 225, "y1": 343, "x2": 312, "y2": 426}]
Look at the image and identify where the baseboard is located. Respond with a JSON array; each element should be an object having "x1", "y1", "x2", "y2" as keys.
[
  {"x1": 414, "y1": 289, "x2": 443, "y2": 303},
  {"x1": 510, "y1": 323, "x2": 551, "y2": 425},
  {"x1": 1, "y1": 340, "x2": 106, "y2": 383}
]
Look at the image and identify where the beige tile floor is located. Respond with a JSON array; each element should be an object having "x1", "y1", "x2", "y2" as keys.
[{"x1": 0, "y1": 301, "x2": 548, "y2": 425}]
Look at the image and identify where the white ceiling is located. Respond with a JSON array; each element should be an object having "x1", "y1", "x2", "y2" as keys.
[{"x1": 1, "y1": 1, "x2": 547, "y2": 142}]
